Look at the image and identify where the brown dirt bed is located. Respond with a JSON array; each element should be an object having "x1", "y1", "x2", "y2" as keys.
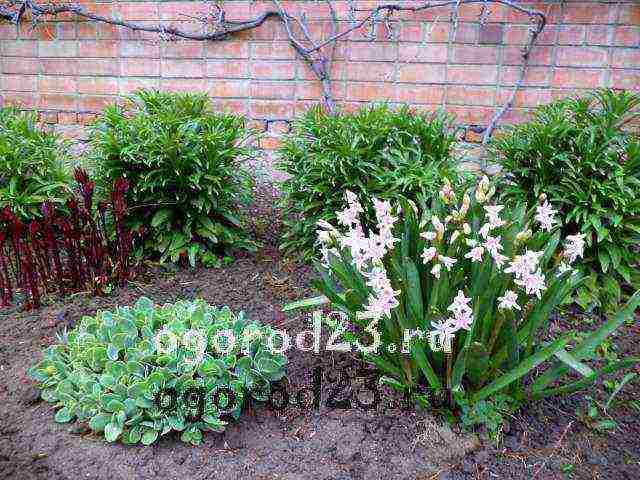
[{"x1": 1, "y1": 184, "x2": 639, "y2": 480}]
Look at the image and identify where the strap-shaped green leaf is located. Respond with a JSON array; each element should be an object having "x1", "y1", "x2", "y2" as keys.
[
  {"x1": 473, "y1": 335, "x2": 570, "y2": 403},
  {"x1": 532, "y1": 289, "x2": 640, "y2": 392}
]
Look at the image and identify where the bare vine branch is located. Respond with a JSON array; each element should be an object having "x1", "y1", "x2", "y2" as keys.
[{"x1": 0, "y1": 0, "x2": 546, "y2": 141}]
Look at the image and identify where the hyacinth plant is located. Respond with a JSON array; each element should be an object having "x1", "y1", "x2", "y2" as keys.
[{"x1": 290, "y1": 177, "x2": 640, "y2": 421}]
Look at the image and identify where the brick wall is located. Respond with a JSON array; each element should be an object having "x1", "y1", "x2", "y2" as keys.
[{"x1": 0, "y1": 0, "x2": 638, "y2": 148}]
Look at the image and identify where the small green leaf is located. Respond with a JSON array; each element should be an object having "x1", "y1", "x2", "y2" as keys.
[{"x1": 54, "y1": 407, "x2": 72, "y2": 423}]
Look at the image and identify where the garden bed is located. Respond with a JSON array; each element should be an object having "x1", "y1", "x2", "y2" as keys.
[{"x1": 1, "y1": 184, "x2": 639, "y2": 480}]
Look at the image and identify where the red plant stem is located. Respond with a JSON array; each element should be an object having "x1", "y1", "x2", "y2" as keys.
[
  {"x1": 41, "y1": 202, "x2": 65, "y2": 292},
  {"x1": 0, "y1": 234, "x2": 12, "y2": 306},
  {"x1": 21, "y1": 236, "x2": 41, "y2": 309}
]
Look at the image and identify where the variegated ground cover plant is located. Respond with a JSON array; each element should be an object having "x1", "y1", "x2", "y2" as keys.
[
  {"x1": 29, "y1": 298, "x2": 287, "y2": 445},
  {"x1": 295, "y1": 177, "x2": 640, "y2": 433}
]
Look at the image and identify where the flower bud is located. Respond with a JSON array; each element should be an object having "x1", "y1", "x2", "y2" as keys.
[{"x1": 516, "y1": 229, "x2": 532, "y2": 243}]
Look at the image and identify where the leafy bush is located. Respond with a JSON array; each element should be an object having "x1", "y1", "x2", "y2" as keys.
[
  {"x1": 491, "y1": 89, "x2": 640, "y2": 310},
  {"x1": 28, "y1": 297, "x2": 287, "y2": 445},
  {"x1": 277, "y1": 104, "x2": 465, "y2": 260},
  {"x1": 0, "y1": 107, "x2": 71, "y2": 220},
  {"x1": 90, "y1": 90, "x2": 256, "y2": 266},
  {"x1": 289, "y1": 177, "x2": 640, "y2": 435}
]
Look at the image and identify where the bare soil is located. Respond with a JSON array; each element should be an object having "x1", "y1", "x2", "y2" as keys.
[{"x1": 1, "y1": 184, "x2": 638, "y2": 480}]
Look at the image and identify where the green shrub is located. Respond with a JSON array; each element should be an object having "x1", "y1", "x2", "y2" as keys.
[
  {"x1": 0, "y1": 107, "x2": 71, "y2": 220},
  {"x1": 491, "y1": 89, "x2": 640, "y2": 310},
  {"x1": 287, "y1": 177, "x2": 640, "y2": 436},
  {"x1": 90, "y1": 90, "x2": 256, "y2": 266},
  {"x1": 28, "y1": 297, "x2": 287, "y2": 445},
  {"x1": 277, "y1": 104, "x2": 465, "y2": 260}
]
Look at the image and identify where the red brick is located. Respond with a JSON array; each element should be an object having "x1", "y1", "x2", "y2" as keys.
[
  {"x1": 479, "y1": 24, "x2": 503, "y2": 45},
  {"x1": 614, "y1": 27, "x2": 640, "y2": 47},
  {"x1": 586, "y1": 26, "x2": 613, "y2": 46},
  {"x1": 452, "y1": 45, "x2": 499, "y2": 64},
  {"x1": 159, "y1": 78, "x2": 210, "y2": 92},
  {"x1": 448, "y1": 106, "x2": 494, "y2": 124},
  {"x1": 3, "y1": 58, "x2": 41, "y2": 75},
  {"x1": 119, "y1": 77, "x2": 160, "y2": 94},
  {"x1": 496, "y1": 88, "x2": 552, "y2": 108},
  {"x1": 55, "y1": 22, "x2": 77, "y2": 40},
  {"x1": 557, "y1": 25, "x2": 585, "y2": 45},
  {"x1": 3, "y1": 74, "x2": 37, "y2": 92},
  {"x1": 612, "y1": 49, "x2": 640, "y2": 68},
  {"x1": 499, "y1": 107, "x2": 531, "y2": 125},
  {"x1": 78, "y1": 95, "x2": 115, "y2": 112},
  {"x1": 427, "y1": 23, "x2": 451, "y2": 43},
  {"x1": 78, "y1": 112, "x2": 98, "y2": 125},
  {"x1": 398, "y1": 64, "x2": 446, "y2": 84},
  {"x1": 161, "y1": 59, "x2": 205, "y2": 78},
  {"x1": 117, "y1": 2, "x2": 158, "y2": 21},
  {"x1": 209, "y1": 80, "x2": 249, "y2": 98},
  {"x1": 250, "y1": 100, "x2": 294, "y2": 118},
  {"x1": 399, "y1": 22, "x2": 423, "y2": 42},
  {"x1": 296, "y1": 82, "x2": 345, "y2": 101},
  {"x1": 251, "y1": 42, "x2": 295, "y2": 60},
  {"x1": 78, "y1": 40, "x2": 119, "y2": 58},
  {"x1": 77, "y1": 22, "x2": 98, "y2": 39},
  {"x1": 38, "y1": 40, "x2": 78, "y2": 57},
  {"x1": 248, "y1": 18, "x2": 285, "y2": 41},
  {"x1": 348, "y1": 43, "x2": 396, "y2": 62},
  {"x1": 552, "y1": 68, "x2": 606, "y2": 89},
  {"x1": 206, "y1": 60, "x2": 249, "y2": 79},
  {"x1": 398, "y1": 44, "x2": 448, "y2": 63},
  {"x1": 500, "y1": 66, "x2": 549, "y2": 87},
  {"x1": 397, "y1": 85, "x2": 445, "y2": 104},
  {"x1": 41, "y1": 58, "x2": 78, "y2": 75},
  {"x1": 38, "y1": 111, "x2": 59, "y2": 124},
  {"x1": 503, "y1": 46, "x2": 553, "y2": 66},
  {"x1": 0, "y1": 23, "x2": 17, "y2": 40},
  {"x1": 158, "y1": 1, "x2": 203, "y2": 20},
  {"x1": 204, "y1": 41, "x2": 249, "y2": 59},
  {"x1": 121, "y1": 58, "x2": 159, "y2": 77},
  {"x1": 556, "y1": 46, "x2": 608, "y2": 67},
  {"x1": 619, "y1": 5, "x2": 640, "y2": 25},
  {"x1": 39, "y1": 76, "x2": 77, "y2": 93},
  {"x1": 3, "y1": 93, "x2": 38, "y2": 109},
  {"x1": 39, "y1": 93, "x2": 77, "y2": 111},
  {"x1": 77, "y1": 59, "x2": 119, "y2": 76},
  {"x1": 250, "y1": 61, "x2": 295, "y2": 80},
  {"x1": 78, "y1": 77, "x2": 118, "y2": 95},
  {"x1": 563, "y1": 4, "x2": 616, "y2": 24},
  {"x1": 447, "y1": 65, "x2": 498, "y2": 85},
  {"x1": 346, "y1": 62, "x2": 395, "y2": 82},
  {"x1": 58, "y1": 112, "x2": 78, "y2": 124},
  {"x1": 611, "y1": 70, "x2": 640, "y2": 90},
  {"x1": 504, "y1": 26, "x2": 530, "y2": 45},
  {"x1": 447, "y1": 86, "x2": 496, "y2": 106},
  {"x1": 259, "y1": 136, "x2": 282, "y2": 150},
  {"x1": 247, "y1": 119, "x2": 267, "y2": 133},
  {"x1": 211, "y1": 99, "x2": 247, "y2": 114},
  {"x1": 453, "y1": 23, "x2": 478, "y2": 44},
  {"x1": 162, "y1": 41, "x2": 204, "y2": 59},
  {"x1": 119, "y1": 41, "x2": 160, "y2": 57},
  {"x1": 346, "y1": 83, "x2": 396, "y2": 102},
  {"x1": 97, "y1": 23, "x2": 120, "y2": 40},
  {"x1": 250, "y1": 81, "x2": 296, "y2": 100},
  {"x1": 3, "y1": 40, "x2": 37, "y2": 56}
]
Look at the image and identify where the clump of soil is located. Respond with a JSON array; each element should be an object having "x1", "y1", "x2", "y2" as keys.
[{"x1": 1, "y1": 183, "x2": 639, "y2": 480}]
